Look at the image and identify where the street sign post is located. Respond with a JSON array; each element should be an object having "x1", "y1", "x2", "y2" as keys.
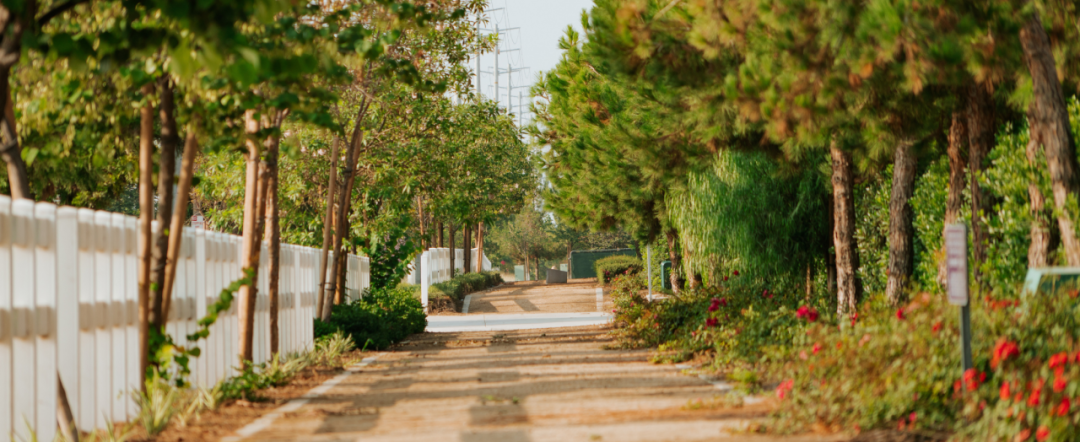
[
  {"x1": 945, "y1": 224, "x2": 973, "y2": 372},
  {"x1": 646, "y1": 246, "x2": 653, "y2": 300}
]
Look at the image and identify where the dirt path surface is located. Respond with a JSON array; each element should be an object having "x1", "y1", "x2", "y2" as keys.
[
  {"x1": 464, "y1": 282, "x2": 607, "y2": 314},
  {"x1": 220, "y1": 325, "x2": 843, "y2": 442}
]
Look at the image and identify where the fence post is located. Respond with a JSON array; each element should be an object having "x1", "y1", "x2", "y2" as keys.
[
  {"x1": 0, "y1": 196, "x2": 12, "y2": 438},
  {"x1": 11, "y1": 199, "x2": 37, "y2": 440},
  {"x1": 112, "y1": 214, "x2": 130, "y2": 420},
  {"x1": 33, "y1": 203, "x2": 58, "y2": 440},
  {"x1": 56, "y1": 206, "x2": 80, "y2": 432},
  {"x1": 193, "y1": 228, "x2": 207, "y2": 387},
  {"x1": 420, "y1": 251, "x2": 430, "y2": 312}
]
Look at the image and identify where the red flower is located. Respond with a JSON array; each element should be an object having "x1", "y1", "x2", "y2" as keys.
[
  {"x1": 796, "y1": 305, "x2": 819, "y2": 322},
  {"x1": 896, "y1": 308, "x2": 905, "y2": 320},
  {"x1": 1056, "y1": 397, "x2": 1071, "y2": 416},
  {"x1": 708, "y1": 303, "x2": 719, "y2": 312},
  {"x1": 908, "y1": 412, "x2": 916, "y2": 425},
  {"x1": 1000, "y1": 381, "x2": 1011, "y2": 401},
  {"x1": 1036, "y1": 426, "x2": 1050, "y2": 442},
  {"x1": 963, "y1": 369, "x2": 981, "y2": 390},
  {"x1": 991, "y1": 338, "x2": 1020, "y2": 368},
  {"x1": 1028, "y1": 381, "x2": 1043, "y2": 407},
  {"x1": 1053, "y1": 373, "x2": 1067, "y2": 393},
  {"x1": 1050, "y1": 352, "x2": 1070, "y2": 370},
  {"x1": 705, "y1": 318, "x2": 718, "y2": 327},
  {"x1": 776, "y1": 379, "x2": 794, "y2": 399},
  {"x1": 733, "y1": 270, "x2": 740, "y2": 276},
  {"x1": 812, "y1": 343, "x2": 822, "y2": 354},
  {"x1": 723, "y1": 276, "x2": 728, "y2": 281},
  {"x1": 932, "y1": 322, "x2": 942, "y2": 333}
]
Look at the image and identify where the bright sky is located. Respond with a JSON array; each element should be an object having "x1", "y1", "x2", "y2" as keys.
[{"x1": 471, "y1": 0, "x2": 596, "y2": 125}]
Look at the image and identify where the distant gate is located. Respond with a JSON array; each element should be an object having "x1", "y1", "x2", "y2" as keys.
[{"x1": 568, "y1": 248, "x2": 637, "y2": 279}]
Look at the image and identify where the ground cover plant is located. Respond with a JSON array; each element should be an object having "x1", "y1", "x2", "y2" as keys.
[
  {"x1": 315, "y1": 286, "x2": 427, "y2": 350},
  {"x1": 596, "y1": 255, "x2": 643, "y2": 284},
  {"x1": 82, "y1": 332, "x2": 359, "y2": 441}
]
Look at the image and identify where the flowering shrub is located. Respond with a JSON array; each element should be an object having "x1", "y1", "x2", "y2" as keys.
[
  {"x1": 609, "y1": 270, "x2": 826, "y2": 366},
  {"x1": 767, "y1": 292, "x2": 964, "y2": 434},
  {"x1": 955, "y1": 288, "x2": 1080, "y2": 441},
  {"x1": 596, "y1": 255, "x2": 644, "y2": 284},
  {"x1": 766, "y1": 286, "x2": 1080, "y2": 440}
]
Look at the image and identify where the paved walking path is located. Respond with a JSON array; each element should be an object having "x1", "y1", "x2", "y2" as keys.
[
  {"x1": 223, "y1": 326, "x2": 841, "y2": 442},
  {"x1": 427, "y1": 312, "x2": 613, "y2": 332},
  {"x1": 462, "y1": 282, "x2": 609, "y2": 314},
  {"x1": 216, "y1": 283, "x2": 844, "y2": 442}
]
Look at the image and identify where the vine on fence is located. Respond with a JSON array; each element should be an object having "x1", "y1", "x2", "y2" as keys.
[{"x1": 148, "y1": 269, "x2": 255, "y2": 387}]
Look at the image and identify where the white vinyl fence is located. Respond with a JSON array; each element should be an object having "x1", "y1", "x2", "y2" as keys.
[
  {"x1": 0, "y1": 196, "x2": 370, "y2": 440},
  {"x1": 411, "y1": 247, "x2": 492, "y2": 310}
]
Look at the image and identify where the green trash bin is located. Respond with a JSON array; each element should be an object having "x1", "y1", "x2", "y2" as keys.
[
  {"x1": 515, "y1": 265, "x2": 525, "y2": 282},
  {"x1": 661, "y1": 261, "x2": 672, "y2": 290}
]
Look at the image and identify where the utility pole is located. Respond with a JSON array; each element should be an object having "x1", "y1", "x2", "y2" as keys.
[
  {"x1": 479, "y1": 24, "x2": 519, "y2": 109},
  {"x1": 499, "y1": 82, "x2": 528, "y2": 117},
  {"x1": 476, "y1": 8, "x2": 503, "y2": 100}
]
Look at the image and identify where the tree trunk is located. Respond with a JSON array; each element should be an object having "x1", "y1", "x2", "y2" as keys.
[
  {"x1": 136, "y1": 83, "x2": 155, "y2": 390},
  {"x1": 238, "y1": 110, "x2": 265, "y2": 362},
  {"x1": 476, "y1": 222, "x2": 484, "y2": 273},
  {"x1": 326, "y1": 133, "x2": 363, "y2": 320},
  {"x1": 161, "y1": 131, "x2": 200, "y2": 321},
  {"x1": 966, "y1": 85, "x2": 995, "y2": 285},
  {"x1": 664, "y1": 228, "x2": 684, "y2": 293},
  {"x1": 831, "y1": 142, "x2": 861, "y2": 315},
  {"x1": 149, "y1": 78, "x2": 178, "y2": 328},
  {"x1": 1027, "y1": 111, "x2": 1054, "y2": 268},
  {"x1": 0, "y1": 4, "x2": 32, "y2": 200},
  {"x1": 334, "y1": 231, "x2": 348, "y2": 305},
  {"x1": 417, "y1": 196, "x2": 425, "y2": 249},
  {"x1": 885, "y1": 140, "x2": 917, "y2": 305},
  {"x1": 316, "y1": 139, "x2": 340, "y2": 322},
  {"x1": 939, "y1": 111, "x2": 967, "y2": 289},
  {"x1": 439, "y1": 221, "x2": 445, "y2": 248},
  {"x1": 265, "y1": 122, "x2": 282, "y2": 355},
  {"x1": 463, "y1": 223, "x2": 472, "y2": 275},
  {"x1": 56, "y1": 375, "x2": 78, "y2": 442},
  {"x1": 1020, "y1": 13, "x2": 1080, "y2": 266},
  {"x1": 449, "y1": 222, "x2": 456, "y2": 277},
  {"x1": 826, "y1": 192, "x2": 836, "y2": 295}
]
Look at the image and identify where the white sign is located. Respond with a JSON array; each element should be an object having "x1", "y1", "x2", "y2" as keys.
[
  {"x1": 945, "y1": 224, "x2": 969, "y2": 306},
  {"x1": 190, "y1": 214, "x2": 205, "y2": 230}
]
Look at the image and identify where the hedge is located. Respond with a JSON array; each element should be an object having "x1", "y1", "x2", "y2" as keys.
[
  {"x1": 432, "y1": 270, "x2": 503, "y2": 302},
  {"x1": 596, "y1": 255, "x2": 643, "y2": 284},
  {"x1": 314, "y1": 286, "x2": 427, "y2": 350}
]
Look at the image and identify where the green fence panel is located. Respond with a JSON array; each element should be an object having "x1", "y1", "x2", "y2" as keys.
[{"x1": 569, "y1": 248, "x2": 637, "y2": 279}]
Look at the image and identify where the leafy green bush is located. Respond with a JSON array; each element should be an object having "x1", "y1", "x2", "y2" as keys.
[
  {"x1": 596, "y1": 255, "x2": 643, "y2": 284},
  {"x1": 431, "y1": 270, "x2": 503, "y2": 302},
  {"x1": 362, "y1": 224, "x2": 420, "y2": 290},
  {"x1": 315, "y1": 286, "x2": 427, "y2": 349}
]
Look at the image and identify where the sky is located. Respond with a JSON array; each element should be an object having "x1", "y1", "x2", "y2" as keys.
[{"x1": 471, "y1": 0, "x2": 596, "y2": 125}]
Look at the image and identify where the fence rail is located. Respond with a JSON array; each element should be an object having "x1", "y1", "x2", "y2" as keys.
[{"x1": 0, "y1": 196, "x2": 369, "y2": 440}]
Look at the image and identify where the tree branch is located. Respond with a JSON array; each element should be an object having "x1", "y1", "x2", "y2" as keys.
[{"x1": 38, "y1": 0, "x2": 90, "y2": 26}]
